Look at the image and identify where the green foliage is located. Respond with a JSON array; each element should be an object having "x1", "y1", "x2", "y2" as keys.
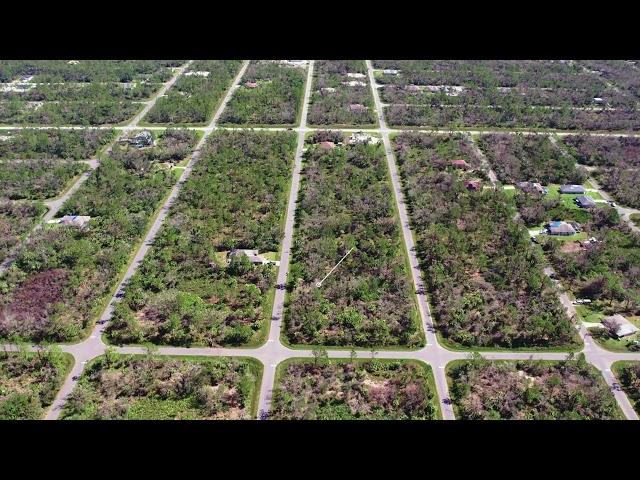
[
  {"x1": 105, "y1": 131, "x2": 296, "y2": 347},
  {"x1": 60, "y1": 355, "x2": 260, "y2": 420},
  {"x1": 286, "y1": 139, "x2": 421, "y2": 347},
  {"x1": 220, "y1": 61, "x2": 305, "y2": 125}
]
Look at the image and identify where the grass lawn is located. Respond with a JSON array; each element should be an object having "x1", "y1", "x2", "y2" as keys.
[
  {"x1": 574, "y1": 304, "x2": 604, "y2": 323},
  {"x1": 588, "y1": 328, "x2": 640, "y2": 352}
]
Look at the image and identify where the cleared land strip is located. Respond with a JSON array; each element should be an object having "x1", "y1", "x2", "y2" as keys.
[
  {"x1": 41, "y1": 61, "x2": 250, "y2": 420},
  {"x1": 0, "y1": 63, "x2": 192, "y2": 276}
]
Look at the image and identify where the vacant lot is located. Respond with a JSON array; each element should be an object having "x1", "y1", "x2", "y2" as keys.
[
  {"x1": 106, "y1": 131, "x2": 296, "y2": 347},
  {"x1": 0, "y1": 128, "x2": 114, "y2": 159},
  {"x1": 285, "y1": 134, "x2": 422, "y2": 348},
  {"x1": 0, "y1": 160, "x2": 88, "y2": 200},
  {"x1": 563, "y1": 135, "x2": 640, "y2": 208},
  {"x1": 395, "y1": 132, "x2": 578, "y2": 349},
  {"x1": 307, "y1": 60, "x2": 377, "y2": 127},
  {"x1": 0, "y1": 200, "x2": 46, "y2": 264},
  {"x1": 219, "y1": 61, "x2": 306, "y2": 126},
  {"x1": 145, "y1": 60, "x2": 242, "y2": 125},
  {"x1": 0, "y1": 348, "x2": 73, "y2": 419},
  {"x1": 0, "y1": 130, "x2": 198, "y2": 343},
  {"x1": 613, "y1": 361, "x2": 640, "y2": 415},
  {"x1": 270, "y1": 359, "x2": 439, "y2": 420},
  {"x1": 477, "y1": 133, "x2": 584, "y2": 185},
  {"x1": 61, "y1": 354, "x2": 262, "y2": 420},
  {"x1": 448, "y1": 358, "x2": 623, "y2": 419}
]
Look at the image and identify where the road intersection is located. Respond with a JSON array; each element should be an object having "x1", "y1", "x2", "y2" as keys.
[{"x1": 1, "y1": 60, "x2": 639, "y2": 420}]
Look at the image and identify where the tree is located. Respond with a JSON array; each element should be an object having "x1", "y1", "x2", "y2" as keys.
[{"x1": 312, "y1": 346, "x2": 328, "y2": 365}]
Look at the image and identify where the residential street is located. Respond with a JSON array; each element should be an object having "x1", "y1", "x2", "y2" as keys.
[{"x1": 1, "y1": 59, "x2": 639, "y2": 421}]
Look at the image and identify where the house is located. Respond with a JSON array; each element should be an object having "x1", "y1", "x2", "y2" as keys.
[
  {"x1": 593, "y1": 97, "x2": 604, "y2": 104},
  {"x1": 547, "y1": 220, "x2": 576, "y2": 236},
  {"x1": 516, "y1": 181, "x2": 548, "y2": 194},
  {"x1": 383, "y1": 69, "x2": 400, "y2": 75},
  {"x1": 67, "y1": 60, "x2": 80, "y2": 65},
  {"x1": 560, "y1": 184, "x2": 585, "y2": 194},
  {"x1": 19, "y1": 75, "x2": 34, "y2": 82},
  {"x1": 184, "y1": 71, "x2": 210, "y2": 77},
  {"x1": 58, "y1": 215, "x2": 91, "y2": 228},
  {"x1": 346, "y1": 72, "x2": 366, "y2": 79},
  {"x1": 318, "y1": 141, "x2": 336, "y2": 150},
  {"x1": 342, "y1": 81, "x2": 367, "y2": 87},
  {"x1": 575, "y1": 195, "x2": 596, "y2": 208},
  {"x1": 450, "y1": 159, "x2": 469, "y2": 169},
  {"x1": 349, "y1": 103, "x2": 368, "y2": 113},
  {"x1": 320, "y1": 87, "x2": 336, "y2": 94},
  {"x1": 228, "y1": 249, "x2": 279, "y2": 266},
  {"x1": 465, "y1": 179, "x2": 482, "y2": 191},
  {"x1": 244, "y1": 81, "x2": 259, "y2": 89},
  {"x1": 603, "y1": 314, "x2": 639, "y2": 338},
  {"x1": 280, "y1": 60, "x2": 308, "y2": 67},
  {"x1": 348, "y1": 132, "x2": 380, "y2": 145},
  {"x1": 122, "y1": 130, "x2": 154, "y2": 148}
]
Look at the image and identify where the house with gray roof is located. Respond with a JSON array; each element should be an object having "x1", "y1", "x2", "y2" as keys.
[
  {"x1": 560, "y1": 184, "x2": 585, "y2": 194},
  {"x1": 546, "y1": 220, "x2": 577, "y2": 236},
  {"x1": 575, "y1": 195, "x2": 596, "y2": 208}
]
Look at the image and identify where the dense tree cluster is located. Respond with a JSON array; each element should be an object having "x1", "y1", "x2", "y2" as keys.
[
  {"x1": 543, "y1": 210, "x2": 640, "y2": 321},
  {"x1": 449, "y1": 358, "x2": 622, "y2": 419},
  {"x1": 0, "y1": 200, "x2": 46, "y2": 264},
  {"x1": 307, "y1": 60, "x2": 376, "y2": 126},
  {"x1": 0, "y1": 128, "x2": 114, "y2": 159},
  {"x1": 145, "y1": 61, "x2": 242, "y2": 124},
  {"x1": 0, "y1": 131, "x2": 197, "y2": 343},
  {"x1": 271, "y1": 360, "x2": 438, "y2": 420},
  {"x1": 0, "y1": 348, "x2": 72, "y2": 419},
  {"x1": 220, "y1": 61, "x2": 305, "y2": 125},
  {"x1": 577, "y1": 61, "x2": 640, "y2": 100},
  {"x1": 2, "y1": 82, "x2": 159, "y2": 102},
  {"x1": 395, "y1": 133, "x2": 578, "y2": 349},
  {"x1": 0, "y1": 60, "x2": 181, "y2": 83},
  {"x1": 372, "y1": 60, "x2": 640, "y2": 130},
  {"x1": 563, "y1": 135, "x2": 640, "y2": 208},
  {"x1": 0, "y1": 160, "x2": 87, "y2": 200},
  {"x1": 0, "y1": 99, "x2": 141, "y2": 126},
  {"x1": 105, "y1": 131, "x2": 296, "y2": 347},
  {"x1": 477, "y1": 133, "x2": 585, "y2": 184},
  {"x1": 285, "y1": 139, "x2": 421, "y2": 347},
  {"x1": 615, "y1": 362, "x2": 640, "y2": 415},
  {"x1": 61, "y1": 354, "x2": 261, "y2": 420}
]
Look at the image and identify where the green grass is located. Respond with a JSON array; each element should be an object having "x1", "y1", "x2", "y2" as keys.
[
  {"x1": 611, "y1": 361, "x2": 640, "y2": 416},
  {"x1": 273, "y1": 357, "x2": 442, "y2": 420},
  {"x1": 436, "y1": 330, "x2": 583, "y2": 353},
  {"x1": 588, "y1": 328, "x2": 640, "y2": 353}
]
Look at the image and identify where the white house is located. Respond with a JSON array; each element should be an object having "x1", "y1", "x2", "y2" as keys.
[
  {"x1": 346, "y1": 72, "x2": 366, "y2": 79},
  {"x1": 382, "y1": 69, "x2": 400, "y2": 75},
  {"x1": 342, "y1": 81, "x2": 367, "y2": 87},
  {"x1": 50, "y1": 215, "x2": 91, "y2": 228},
  {"x1": 184, "y1": 71, "x2": 210, "y2": 77},
  {"x1": 348, "y1": 132, "x2": 380, "y2": 145},
  {"x1": 228, "y1": 249, "x2": 280, "y2": 267}
]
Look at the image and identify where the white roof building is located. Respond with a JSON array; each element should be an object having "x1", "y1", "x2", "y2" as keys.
[
  {"x1": 57, "y1": 215, "x2": 91, "y2": 228},
  {"x1": 348, "y1": 132, "x2": 380, "y2": 145},
  {"x1": 342, "y1": 81, "x2": 367, "y2": 87},
  {"x1": 346, "y1": 72, "x2": 366, "y2": 79},
  {"x1": 184, "y1": 71, "x2": 210, "y2": 77},
  {"x1": 382, "y1": 69, "x2": 400, "y2": 75},
  {"x1": 228, "y1": 249, "x2": 280, "y2": 267},
  {"x1": 604, "y1": 314, "x2": 639, "y2": 338}
]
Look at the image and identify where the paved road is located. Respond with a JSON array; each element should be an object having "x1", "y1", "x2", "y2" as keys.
[
  {"x1": 255, "y1": 60, "x2": 315, "y2": 418},
  {"x1": 2, "y1": 59, "x2": 640, "y2": 421},
  {"x1": 42, "y1": 61, "x2": 250, "y2": 420}
]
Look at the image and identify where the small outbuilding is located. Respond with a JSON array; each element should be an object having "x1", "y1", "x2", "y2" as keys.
[
  {"x1": 575, "y1": 195, "x2": 596, "y2": 208},
  {"x1": 560, "y1": 184, "x2": 585, "y2": 194},
  {"x1": 58, "y1": 215, "x2": 91, "y2": 228}
]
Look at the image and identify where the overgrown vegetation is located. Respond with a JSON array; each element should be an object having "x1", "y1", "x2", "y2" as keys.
[
  {"x1": 285, "y1": 135, "x2": 421, "y2": 347},
  {"x1": 61, "y1": 354, "x2": 261, "y2": 420},
  {"x1": 0, "y1": 160, "x2": 88, "y2": 200},
  {"x1": 220, "y1": 61, "x2": 305, "y2": 126},
  {"x1": 0, "y1": 130, "x2": 198, "y2": 343},
  {"x1": 613, "y1": 361, "x2": 640, "y2": 415},
  {"x1": 270, "y1": 359, "x2": 439, "y2": 420},
  {"x1": 0, "y1": 200, "x2": 46, "y2": 264},
  {"x1": 0, "y1": 128, "x2": 114, "y2": 159},
  {"x1": 105, "y1": 131, "x2": 296, "y2": 347},
  {"x1": 145, "y1": 60, "x2": 242, "y2": 124},
  {"x1": 0, "y1": 347, "x2": 73, "y2": 419},
  {"x1": 563, "y1": 135, "x2": 640, "y2": 208},
  {"x1": 307, "y1": 60, "x2": 376, "y2": 126},
  {"x1": 448, "y1": 357, "x2": 623, "y2": 419},
  {"x1": 395, "y1": 132, "x2": 578, "y2": 349}
]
